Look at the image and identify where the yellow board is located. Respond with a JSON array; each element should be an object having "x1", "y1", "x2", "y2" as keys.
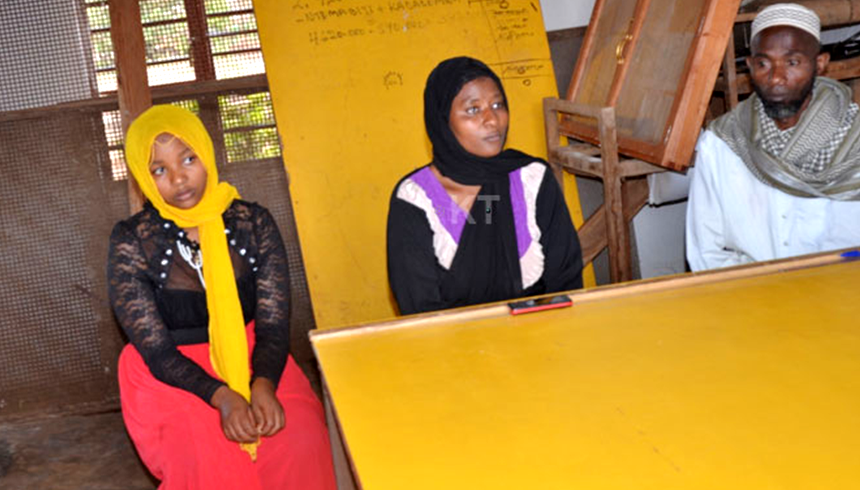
[
  {"x1": 254, "y1": 0, "x2": 588, "y2": 328},
  {"x1": 313, "y1": 256, "x2": 860, "y2": 489}
]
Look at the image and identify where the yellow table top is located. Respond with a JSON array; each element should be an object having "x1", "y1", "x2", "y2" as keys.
[{"x1": 312, "y1": 257, "x2": 860, "y2": 489}]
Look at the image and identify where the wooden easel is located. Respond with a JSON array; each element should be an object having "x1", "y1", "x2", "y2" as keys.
[
  {"x1": 543, "y1": 98, "x2": 664, "y2": 283},
  {"x1": 546, "y1": 0, "x2": 740, "y2": 283}
]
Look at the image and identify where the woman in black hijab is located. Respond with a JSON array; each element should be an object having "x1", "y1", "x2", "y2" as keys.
[{"x1": 387, "y1": 56, "x2": 583, "y2": 315}]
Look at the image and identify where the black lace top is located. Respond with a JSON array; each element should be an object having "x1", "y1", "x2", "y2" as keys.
[{"x1": 107, "y1": 200, "x2": 290, "y2": 403}]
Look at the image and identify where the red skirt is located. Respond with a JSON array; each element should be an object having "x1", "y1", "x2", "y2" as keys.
[{"x1": 118, "y1": 322, "x2": 336, "y2": 490}]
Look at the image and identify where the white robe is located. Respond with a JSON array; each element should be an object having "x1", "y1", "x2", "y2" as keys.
[{"x1": 685, "y1": 129, "x2": 860, "y2": 271}]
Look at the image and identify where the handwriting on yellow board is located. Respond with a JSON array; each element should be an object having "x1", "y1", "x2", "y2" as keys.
[
  {"x1": 383, "y1": 71, "x2": 404, "y2": 89},
  {"x1": 491, "y1": 60, "x2": 552, "y2": 87},
  {"x1": 292, "y1": 0, "x2": 461, "y2": 16},
  {"x1": 293, "y1": 0, "x2": 541, "y2": 50}
]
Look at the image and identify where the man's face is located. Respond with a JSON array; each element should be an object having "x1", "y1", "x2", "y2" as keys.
[{"x1": 747, "y1": 25, "x2": 829, "y2": 129}]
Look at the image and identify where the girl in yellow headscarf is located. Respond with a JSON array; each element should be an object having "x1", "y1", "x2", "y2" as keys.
[{"x1": 108, "y1": 105, "x2": 336, "y2": 489}]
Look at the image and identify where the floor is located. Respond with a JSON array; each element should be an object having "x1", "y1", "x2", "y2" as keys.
[
  {"x1": 0, "y1": 411, "x2": 155, "y2": 490},
  {"x1": 0, "y1": 403, "x2": 356, "y2": 490}
]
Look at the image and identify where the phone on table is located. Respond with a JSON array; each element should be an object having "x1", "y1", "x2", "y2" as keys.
[{"x1": 508, "y1": 294, "x2": 572, "y2": 315}]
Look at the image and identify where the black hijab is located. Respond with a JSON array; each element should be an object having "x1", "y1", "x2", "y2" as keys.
[
  {"x1": 424, "y1": 56, "x2": 538, "y2": 185},
  {"x1": 420, "y1": 57, "x2": 546, "y2": 306}
]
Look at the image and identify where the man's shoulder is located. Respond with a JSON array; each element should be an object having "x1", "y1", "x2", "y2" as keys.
[
  {"x1": 697, "y1": 128, "x2": 734, "y2": 155},
  {"x1": 692, "y1": 129, "x2": 748, "y2": 185}
]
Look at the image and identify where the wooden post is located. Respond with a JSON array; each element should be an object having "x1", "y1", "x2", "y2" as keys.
[
  {"x1": 722, "y1": 29, "x2": 739, "y2": 110},
  {"x1": 182, "y1": 1, "x2": 228, "y2": 165},
  {"x1": 542, "y1": 97, "x2": 564, "y2": 186},
  {"x1": 597, "y1": 107, "x2": 632, "y2": 283},
  {"x1": 109, "y1": 0, "x2": 151, "y2": 214},
  {"x1": 184, "y1": 0, "x2": 215, "y2": 81},
  {"x1": 542, "y1": 98, "x2": 656, "y2": 282}
]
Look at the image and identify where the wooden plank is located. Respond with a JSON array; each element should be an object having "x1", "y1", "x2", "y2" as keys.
[
  {"x1": 0, "y1": 75, "x2": 269, "y2": 124},
  {"x1": 577, "y1": 207, "x2": 607, "y2": 265},
  {"x1": 722, "y1": 30, "x2": 739, "y2": 110},
  {"x1": 605, "y1": 0, "x2": 653, "y2": 107},
  {"x1": 553, "y1": 146, "x2": 604, "y2": 177},
  {"x1": 659, "y1": 0, "x2": 742, "y2": 171},
  {"x1": 623, "y1": 176, "x2": 650, "y2": 220},
  {"x1": 565, "y1": 0, "x2": 607, "y2": 100},
  {"x1": 312, "y1": 248, "x2": 858, "y2": 342},
  {"x1": 618, "y1": 158, "x2": 664, "y2": 178},
  {"x1": 109, "y1": 0, "x2": 151, "y2": 214},
  {"x1": 569, "y1": 175, "x2": 649, "y2": 271},
  {"x1": 597, "y1": 107, "x2": 631, "y2": 282},
  {"x1": 184, "y1": 0, "x2": 216, "y2": 81},
  {"x1": 557, "y1": 118, "x2": 664, "y2": 163},
  {"x1": 542, "y1": 97, "x2": 565, "y2": 186}
]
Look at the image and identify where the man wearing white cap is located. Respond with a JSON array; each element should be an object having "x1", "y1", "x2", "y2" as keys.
[{"x1": 686, "y1": 3, "x2": 860, "y2": 271}]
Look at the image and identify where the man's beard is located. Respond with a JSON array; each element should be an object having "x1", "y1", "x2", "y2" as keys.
[{"x1": 754, "y1": 73, "x2": 816, "y2": 121}]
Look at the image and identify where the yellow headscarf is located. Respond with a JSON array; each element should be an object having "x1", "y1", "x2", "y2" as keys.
[{"x1": 125, "y1": 105, "x2": 257, "y2": 458}]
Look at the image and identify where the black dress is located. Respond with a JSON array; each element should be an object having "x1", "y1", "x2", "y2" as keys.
[
  {"x1": 107, "y1": 200, "x2": 290, "y2": 402},
  {"x1": 387, "y1": 162, "x2": 583, "y2": 315}
]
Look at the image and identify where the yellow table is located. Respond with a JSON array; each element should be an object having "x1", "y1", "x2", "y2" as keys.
[{"x1": 311, "y1": 252, "x2": 860, "y2": 489}]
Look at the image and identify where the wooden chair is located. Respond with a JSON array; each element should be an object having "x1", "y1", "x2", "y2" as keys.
[{"x1": 543, "y1": 98, "x2": 663, "y2": 283}]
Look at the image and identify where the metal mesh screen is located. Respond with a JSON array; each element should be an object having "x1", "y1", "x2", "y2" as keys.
[
  {"x1": 0, "y1": 0, "x2": 98, "y2": 110},
  {"x1": 85, "y1": 0, "x2": 267, "y2": 96},
  {"x1": 0, "y1": 109, "x2": 128, "y2": 416},
  {"x1": 219, "y1": 92, "x2": 279, "y2": 163},
  {"x1": 142, "y1": 0, "x2": 196, "y2": 86},
  {"x1": 0, "y1": 0, "x2": 311, "y2": 419},
  {"x1": 85, "y1": 0, "x2": 117, "y2": 94},
  {"x1": 205, "y1": 0, "x2": 265, "y2": 79}
]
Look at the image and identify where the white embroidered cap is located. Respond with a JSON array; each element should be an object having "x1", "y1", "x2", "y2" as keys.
[{"x1": 751, "y1": 3, "x2": 821, "y2": 42}]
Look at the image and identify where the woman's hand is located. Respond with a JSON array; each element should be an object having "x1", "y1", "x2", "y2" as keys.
[
  {"x1": 211, "y1": 385, "x2": 258, "y2": 443},
  {"x1": 250, "y1": 377, "x2": 285, "y2": 437}
]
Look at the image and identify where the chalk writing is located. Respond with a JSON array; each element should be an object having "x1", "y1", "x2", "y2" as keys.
[
  {"x1": 383, "y1": 71, "x2": 404, "y2": 89},
  {"x1": 485, "y1": 4, "x2": 535, "y2": 43},
  {"x1": 306, "y1": 18, "x2": 432, "y2": 45},
  {"x1": 387, "y1": 0, "x2": 462, "y2": 10},
  {"x1": 496, "y1": 60, "x2": 549, "y2": 79},
  {"x1": 376, "y1": 19, "x2": 430, "y2": 34},
  {"x1": 492, "y1": 59, "x2": 552, "y2": 87},
  {"x1": 293, "y1": 0, "x2": 544, "y2": 54},
  {"x1": 296, "y1": 5, "x2": 380, "y2": 23},
  {"x1": 308, "y1": 28, "x2": 370, "y2": 45},
  {"x1": 292, "y1": 0, "x2": 350, "y2": 9}
]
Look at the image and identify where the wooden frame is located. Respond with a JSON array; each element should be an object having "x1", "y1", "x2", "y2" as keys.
[
  {"x1": 561, "y1": 0, "x2": 741, "y2": 171},
  {"x1": 312, "y1": 248, "x2": 856, "y2": 341},
  {"x1": 109, "y1": 0, "x2": 151, "y2": 213},
  {"x1": 544, "y1": 97, "x2": 660, "y2": 282}
]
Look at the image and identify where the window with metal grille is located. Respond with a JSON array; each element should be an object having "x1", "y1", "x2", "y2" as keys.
[
  {"x1": 205, "y1": 0, "x2": 264, "y2": 80},
  {"x1": 84, "y1": 0, "x2": 278, "y2": 180}
]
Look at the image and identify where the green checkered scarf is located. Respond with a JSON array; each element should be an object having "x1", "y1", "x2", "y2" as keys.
[{"x1": 710, "y1": 77, "x2": 860, "y2": 200}]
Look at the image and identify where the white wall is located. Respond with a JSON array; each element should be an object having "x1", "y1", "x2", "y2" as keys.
[
  {"x1": 633, "y1": 202, "x2": 689, "y2": 278},
  {"x1": 540, "y1": 0, "x2": 596, "y2": 31}
]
